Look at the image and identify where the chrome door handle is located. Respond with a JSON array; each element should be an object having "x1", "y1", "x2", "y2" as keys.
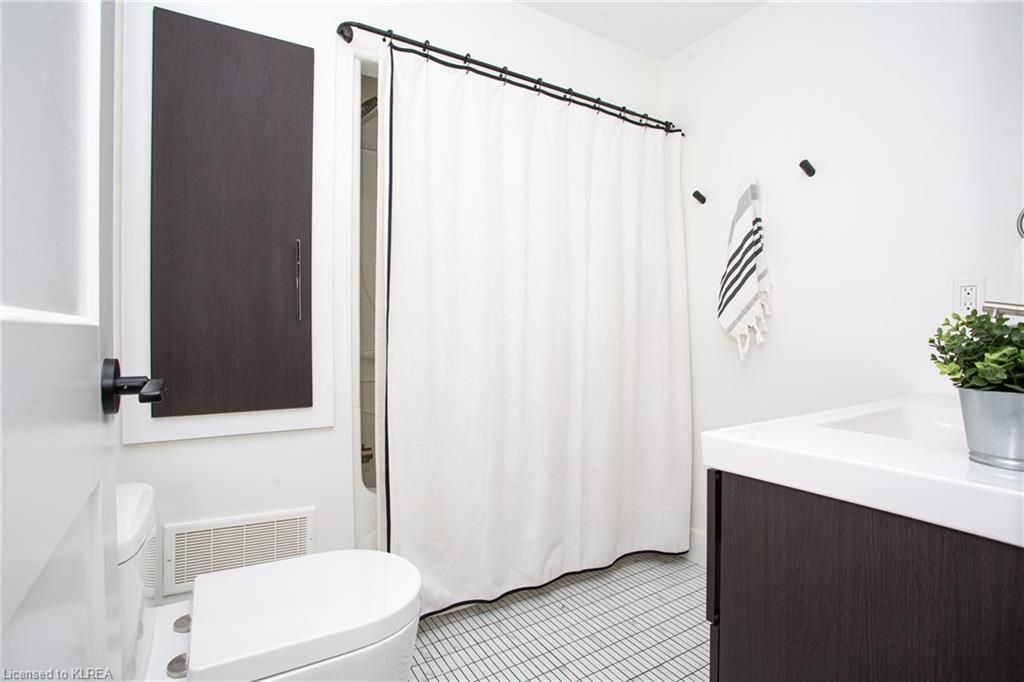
[{"x1": 295, "y1": 239, "x2": 302, "y2": 322}]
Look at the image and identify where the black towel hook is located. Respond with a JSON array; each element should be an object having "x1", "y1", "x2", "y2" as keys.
[{"x1": 800, "y1": 159, "x2": 816, "y2": 177}]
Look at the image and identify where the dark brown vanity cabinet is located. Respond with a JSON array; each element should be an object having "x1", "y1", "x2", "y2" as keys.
[
  {"x1": 707, "y1": 469, "x2": 1024, "y2": 681},
  {"x1": 150, "y1": 8, "x2": 313, "y2": 417}
]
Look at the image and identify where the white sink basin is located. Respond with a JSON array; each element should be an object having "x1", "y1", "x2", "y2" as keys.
[
  {"x1": 702, "y1": 394, "x2": 1024, "y2": 548},
  {"x1": 822, "y1": 402, "x2": 967, "y2": 450}
]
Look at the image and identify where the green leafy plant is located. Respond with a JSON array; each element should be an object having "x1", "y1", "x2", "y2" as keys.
[{"x1": 929, "y1": 310, "x2": 1024, "y2": 392}]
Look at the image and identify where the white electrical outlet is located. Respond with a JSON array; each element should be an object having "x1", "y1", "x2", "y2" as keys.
[{"x1": 954, "y1": 278, "x2": 985, "y2": 316}]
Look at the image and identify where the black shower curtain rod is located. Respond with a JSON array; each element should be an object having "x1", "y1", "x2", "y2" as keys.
[{"x1": 338, "y1": 21, "x2": 684, "y2": 135}]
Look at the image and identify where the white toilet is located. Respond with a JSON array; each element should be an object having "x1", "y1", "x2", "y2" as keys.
[
  {"x1": 116, "y1": 484, "x2": 422, "y2": 681},
  {"x1": 116, "y1": 483, "x2": 159, "y2": 680}
]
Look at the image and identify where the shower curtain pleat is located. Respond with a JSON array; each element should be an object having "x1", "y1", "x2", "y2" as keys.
[{"x1": 378, "y1": 47, "x2": 692, "y2": 615}]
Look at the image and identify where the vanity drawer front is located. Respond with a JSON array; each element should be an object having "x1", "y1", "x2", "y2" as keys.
[{"x1": 711, "y1": 471, "x2": 1024, "y2": 681}]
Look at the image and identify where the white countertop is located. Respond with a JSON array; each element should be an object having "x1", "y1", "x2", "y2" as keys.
[{"x1": 701, "y1": 394, "x2": 1024, "y2": 548}]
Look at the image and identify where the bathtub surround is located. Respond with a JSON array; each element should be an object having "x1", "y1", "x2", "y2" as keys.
[
  {"x1": 355, "y1": 73, "x2": 380, "y2": 551},
  {"x1": 380, "y1": 43, "x2": 691, "y2": 613}
]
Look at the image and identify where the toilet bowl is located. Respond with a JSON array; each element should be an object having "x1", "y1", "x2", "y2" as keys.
[
  {"x1": 116, "y1": 483, "x2": 158, "y2": 681},
  {"x1": 116, "y1": 483, "x2": 421, "y2": 681}
]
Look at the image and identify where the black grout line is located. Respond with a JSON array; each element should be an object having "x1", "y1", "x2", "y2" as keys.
[
  {"x1": 419, "y1": 557, "x2": 698, "y2": 645},
  {"x1": 497, "y1": 593, "x2": 707, "y2": 681},
  {"x1": 572, "y1": 607, "x2": 708, "y2": 681},
  {"x1": 421, "y1": 563, "x2": 704, "y2": 653},
  {"x1": 411, "y1": 556, "x2": 708, "y2": 682},
  {"x1": 431, "y1": 577, "x2": 707, "y2": 676},
  {"x1": 626, "y1": 636, "x2": 710, "y2": 681},
  {"x1": 428, "y1": 595, "x2": 708, "y2": 682}
]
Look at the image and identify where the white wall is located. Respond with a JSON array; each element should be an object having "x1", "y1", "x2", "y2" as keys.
[
  {"x1": 659, "y1": 1, "x2": 1024, "y2": 561},
  {"x1": 115, "y1": 1, "x2": 662, "y2": 571},
  {"x1": 118, "y1": 0, "x2": 1022, "y2": 574}
]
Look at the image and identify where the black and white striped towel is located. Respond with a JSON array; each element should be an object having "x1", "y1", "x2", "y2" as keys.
[{"x1": 718, "y1": 183, "x2": 772, "y2": 359}]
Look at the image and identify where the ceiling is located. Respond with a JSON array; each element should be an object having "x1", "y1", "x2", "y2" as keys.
[{"x1": 521, "y1": 2, "x2": 760, "y2": 59}]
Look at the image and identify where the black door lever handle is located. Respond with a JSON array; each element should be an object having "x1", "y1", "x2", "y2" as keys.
[
  {"x1": 139, "y1": 378, "x2": 165, "y2": 404},
  {"x1": 101, "y1": 359, "x2": 165, "y2": 414}
]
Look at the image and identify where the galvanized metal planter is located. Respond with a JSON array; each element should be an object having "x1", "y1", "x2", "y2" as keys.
[{"x1": 959, "y1": 388, "x2": 1024, "y2": 471}]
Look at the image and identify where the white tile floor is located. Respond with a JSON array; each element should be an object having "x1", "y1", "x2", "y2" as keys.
[{"x1": 411, "y1": 552, "x2": 709, "y2": 681}]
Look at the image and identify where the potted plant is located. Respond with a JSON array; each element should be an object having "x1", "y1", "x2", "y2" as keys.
[{"x1": 930, "y1": 309, "x2": 1024, "y2": 471}]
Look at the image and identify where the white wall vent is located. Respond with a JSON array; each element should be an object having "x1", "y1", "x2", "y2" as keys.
[{"x1": 162, "y1": 507, "x2": 315, "y2": 596}]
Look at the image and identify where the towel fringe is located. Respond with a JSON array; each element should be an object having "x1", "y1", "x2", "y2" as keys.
[
  {"x1": 736, "y1": 329, "x2": 751, "y2": 360},
  {"x1": 731, "y1": 300, "x2": 771, "y2": 359},
  {"x1": 753, "y1": 317, "x2": 765, "y2": 344},
  {"x1": 760, "y1": 281, "x2": 774, "y2": 315}
]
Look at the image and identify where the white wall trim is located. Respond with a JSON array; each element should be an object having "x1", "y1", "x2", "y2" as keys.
[
  {"x1": 687, "y1": 528, "x2": 707, "y2": 567},
  {"x1": 346, "y1": 41, "x2": 377, "y2": 550},
  {"x1": 0, "y1": 306, "x2": 95, "y2": 327},
  {"x1": 118, "y1": 3, "x2": 335, "y2": 443}
]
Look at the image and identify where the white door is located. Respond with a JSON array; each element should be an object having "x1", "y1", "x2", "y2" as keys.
[{"x1": 1, "y1": 0, "x2": 120, "y2": 674}]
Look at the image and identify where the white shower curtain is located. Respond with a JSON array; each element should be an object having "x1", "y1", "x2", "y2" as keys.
[{"x1": 377, "y1": 46, "x2": 692, "y2": 614}]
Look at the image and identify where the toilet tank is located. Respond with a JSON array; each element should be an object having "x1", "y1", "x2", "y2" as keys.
[{"x1": 116, "y1": 483, "x2": 157, "y2": 680}]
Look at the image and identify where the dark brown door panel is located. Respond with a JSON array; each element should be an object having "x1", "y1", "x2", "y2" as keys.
[{"x1": 150, "y1": 8, "x2": 313, "y2": 416}]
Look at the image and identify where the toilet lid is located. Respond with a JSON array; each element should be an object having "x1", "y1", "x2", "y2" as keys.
[{"x1": 187, "y1": 550, "x2": 421, "y2": 681}]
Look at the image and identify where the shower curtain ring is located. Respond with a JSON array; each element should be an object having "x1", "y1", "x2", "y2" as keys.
[
  {"x1": 423, "y1": 40, "x2": 430, "y2": 55},
  {"x1": 619, "y1": 105, "x2": 627, "y2": 120},
  {"x1": 595, "y1": 97, "x2": 601, "y2": 113},
  {"x1": 463, "y1": 53, "x2": 471, "y2": 72},
  {"x1": 385, "y1": 29, "x2": 393, "y2": 44},
  {"x1": 565, "y1": 88, "x2": 573, "y2": 104},
  {"x1": 535, "y1": 78, "x2": 543, "y2": 95},
  {"x1": 500, "y1": 66, "x2": 508, "y2": 85}
]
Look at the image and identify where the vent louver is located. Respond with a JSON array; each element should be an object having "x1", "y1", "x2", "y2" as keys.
[{"x1": 163, "y1": 508, "x2": 315, "y2": 595}]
